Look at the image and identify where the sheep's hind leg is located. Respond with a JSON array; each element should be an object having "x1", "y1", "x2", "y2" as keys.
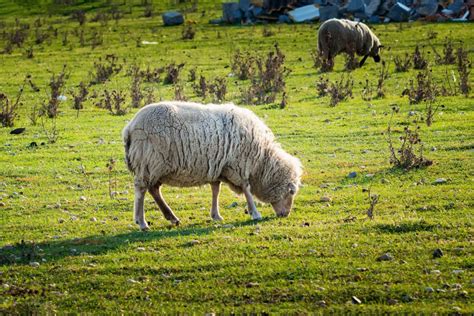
[
  {"x1": 210, "y1": 182, "x2": 223, "y2": 221},
  {"x1": 148, "y1": 183, "x2": 180, "y2": 225},
  {"x1": 242, "y1": 184, "x2": 262, "y2": 220},
  {"x1": 134, "y1": 184, "x2": 149, "y2": 231}
]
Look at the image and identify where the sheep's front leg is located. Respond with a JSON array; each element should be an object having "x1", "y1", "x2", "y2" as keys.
[
  {"x1": 242, "y1": 184, "x2": 262, "y2": 220},
  {"x1": 210, "y1": 181, "x2": 223, "y2": 221},
  {"x1": 134, "y1": 184, "x2": 149, "y2": 231},
  {"x1": 148, "y1": 184, "x2": 180, "y2": 225}
]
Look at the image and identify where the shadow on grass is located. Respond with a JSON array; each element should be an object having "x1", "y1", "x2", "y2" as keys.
[
  {"x1": 0, "y1": 217, "x2": 273, "y2": 267},
  {"x1": 374, "y1": 220, "x2": 438, "y2": 234}
]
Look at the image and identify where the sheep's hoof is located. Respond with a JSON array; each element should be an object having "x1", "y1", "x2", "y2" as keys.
[
  {"x1": 251, "y1": 212, "x2": 262, "y2": 221},
  {"x1": 170, "y1": 219, "x2": 180, "y2": 226},
  {"x1": 211, "y1": 215, "x2": 224, "y2": 221},
  {"x1": 140, "y1": 225, "x2": 150, "y2": 231}
]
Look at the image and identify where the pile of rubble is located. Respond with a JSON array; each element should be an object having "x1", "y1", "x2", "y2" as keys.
[{"x1": 208, "y1": 0, "x2": 473, "y2": 24}]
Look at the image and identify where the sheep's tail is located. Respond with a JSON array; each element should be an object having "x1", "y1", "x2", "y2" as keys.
[{"x1": 122, "y1": 125, "x2": 134, "y2": 173}]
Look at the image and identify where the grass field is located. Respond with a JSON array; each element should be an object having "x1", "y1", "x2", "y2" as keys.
[{"x1": 0, "y1": 1, "x2": 473, "y2": 313}]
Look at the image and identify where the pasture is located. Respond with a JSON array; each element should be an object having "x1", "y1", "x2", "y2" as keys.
[{"x1": 0, "y1": 1, "x2": 473, "y2": 313}]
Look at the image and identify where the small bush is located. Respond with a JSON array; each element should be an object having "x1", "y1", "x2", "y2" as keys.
[
  {"x1": 231, "y1": 49, "x2": 255, "y2": 81},
  {"x1": 361, "y1": 79, "x2": 373, "y2": 101},
  {"x1": 402, "y1": 68, "x2": 437, "y2": 104},
  {"x1": 413, "y1": 45, "x2": 428, "y2": 70},
  {"x1": 435, "y1": 38, "x2": 456, "y2": 65},
  {"x1": 182, "y1": 24, "x2": 196, "y2": 40},
  {"x1": 130, "y1": 68, "x2": 144, "y2": 108},
  {"x1": 71, "y1": 10, "x2": 86, "y2": 26},
  {"x1": 42, "y1": 65, "x2": 68, "y2": 118},
  {"x1": 71, "y1": 81, "x2": 89, "y2": 111},
  {"x1": 96, "y1": 89, "x2": 128, "y2": 115},
  {"x1": 327, "y1": 74, "x2": 353, "y2": 107},
  {"x1": 456, "y1": 46, "x2": 471, "y2": 96},
  {"x1": 241, "y1": 44, "x2": 290, "y2": 105},
  {"x1": 208, "y1": 77, "x2": 227, "y2": 103},
  {"x1": 393, "y1": 53, "x2": 411, "y2": 72},
  {"x1": 174, "y1": 82, "x2": 187, "y2": 101},
  {"x1": 0, "y1": 85, "x2": 24, "y2": 127},
  {"x1": 315, "y1": 76, "x2": 330, "y2": 97},
  {"x1": 387, "y1": 107, "x2": 432, "y2": 170},
  {"x1": 344, "y1": 46, "x2": 359, "y2": 71},
  {"x1": 89, "y1": 54, "x2": 122, "y2": 85},
  {"x1": 192, "y1": 75, "x2": 208, "y2": 99},
  {"x1": 164, "y1": 63, "x2": 185, "y2": 85},
  {"x1": 310, "y1": 49, "x2": 333, "y2": 72}
]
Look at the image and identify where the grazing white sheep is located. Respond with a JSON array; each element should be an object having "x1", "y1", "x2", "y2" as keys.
[
  {"x1": 318, "y1": 18, "x2": 383, "y2": 68},
  {"x1": 122, "y1": 101, "x2": 302, "y2": 230}
]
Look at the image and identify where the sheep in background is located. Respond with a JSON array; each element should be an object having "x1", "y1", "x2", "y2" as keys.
[
  {"x1": 318, "y1": 18, "x2": 383, "y2": 69},
  {"x1": 122, "y1": 101, "x2": 302, "y2": 230}
]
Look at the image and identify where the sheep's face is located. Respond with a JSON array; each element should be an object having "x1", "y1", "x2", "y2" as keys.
[
  {"x1": 270, "y1": 183, "x2": 298, "y2": 217},
  {"x1": 371, "y1": 44, "x2": 383, "y2": 63}
]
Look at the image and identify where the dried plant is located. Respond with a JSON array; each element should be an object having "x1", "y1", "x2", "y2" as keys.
[
  {"x1": 456, "y1": 46, "x2": 471, "y2": 97},
  {"x1": 188, "y1": 68, "x2": 197, "y2": 82},
  {"x1": 231, "y1": 49, "x2": 255, "y2": 80},
  {"x1": 89, "y1": 54, "x2": 122, "y2": 85},
  {"x1": 193, "y1": 74, "x2": 208, "y2": 99},
  {"x1": 90, "y1": 29, "x2": 103, "y2": 49},
  {"x1": 262, "y1": 26, "x2": 274, "y2": 37},
  {"x1": 143, "y1": 5, "x2": 153, "y2": 17},
  {"x1": 344, "y1": 47, "x2": 359, "y2": 71},
  {"x1": 241, "y1": 44, "x2": 290, "y2": 105},
  {"x1": 386, "y1": 107, "x2": 432, "y2": 170},
  {"x1": 182, "y1": 24, "x2": 196, "y2": 40},
  {"x1": 393, "y1": 53, "x2": 411, "y2": 72},
  {"x1": 106, "y1": 158, "x2": 117, "y2": 199},
  {"x1": 315, "y1": 76, "x2": 330, "y2": 97},
  {"x1": 279, "y1": 92, "x2": 288, "y2": 109},
  {"x1": 71, "y1": 10, "x2": 86, "y2": 25},
  {"x1": 34, "y1": 27, "x2": 48, "y2": 45},
  {"x1": 144, "y1": 87, "x2": 155, "y2": 105},
  {"x1": 402, "y1": 68, "x2": 437, "y2": 104},
  {"x1": 425, "y1": 103, "x2": 444, "y2": 127},
  {"x1": 376, "y1": 61, "x2": 389, "y2": 98},
  {"x1": 164, "y1": 62, "x2": 185, "y2": 85},
  {"x1": 71, "y1": 81, "x2": 89, "y2": 114},
  {"x1": 174, "y1": 82, "x2": 187, "y2": 101},
  {"x1": 327, "y1": 74, "x2": 353, "y2": 107},
  {"x1": 130, "y1": 67, "x2": 144, "y2": 108},
  {"x1": 434, "y1": 38, "x2": 456, "y2": 65},
  {"x1": 208, "y1": 77, "x2": 227, "y2": 103},
  {"x1": 42, "y1": 65, "x2": 68, "y2": 118},
  {"x1": 40, "y1": 116, "x2": 59, "y2": 144},
  {"x1": 364, "y1": 188, "x2": 378, "y2": 219},
  {"x1": 25, "y1": 46, "x2": 34, "y2": 59},
  {"x1": 413, "y1": 45, "x2": 428, "y2": 70},
  {"x1": 0, "y1": 78, "x2": 26, "y2": 127},
  {"x1": 361, "y1": 79, "x2": 373, "y2": 101},
  {"x1": 96, "y1": 89, "x2": 128, "y2": 115}
]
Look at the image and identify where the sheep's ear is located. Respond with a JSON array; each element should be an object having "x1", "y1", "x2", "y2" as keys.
[
  {"x1": 288, "y1": 183, "x2": 297, "y2": 195},
  {"x1": 378, "y1": 45, "x2": 385, "y2": 49},
  {"x1": 359, "y1": 55, "x2": 369, "y2": 67}
]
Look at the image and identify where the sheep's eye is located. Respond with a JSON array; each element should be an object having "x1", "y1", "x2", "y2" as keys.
[{"x1": 289, "y1": 188, "x2": 295, "y2": 195}]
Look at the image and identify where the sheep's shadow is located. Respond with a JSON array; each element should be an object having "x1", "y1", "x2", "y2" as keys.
[{"x1": 0, "y1": 218, "x2": 272, "y2": 267}]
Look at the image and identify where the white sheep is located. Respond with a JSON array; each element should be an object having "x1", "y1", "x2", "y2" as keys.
[
  {"x1": 122, "y1": 101, "x2": 302, "y2": 230},
  {"x1": 318, "y1": 18, "x2": 383, "y2": 68}
]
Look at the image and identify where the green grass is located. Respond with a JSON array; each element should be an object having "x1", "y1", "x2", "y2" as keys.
[{"x1": 0, "y1": 1, "x2": 473, "y2": 313}]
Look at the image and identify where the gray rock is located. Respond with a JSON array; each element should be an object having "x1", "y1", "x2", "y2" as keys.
[
  {"x1": 387, "y1": 2, "x2": 411, "y2": 22},
  {"x1": 316, "y1": 300, "x2": 327, "y2": 307},
  {"x1": 433, "y1": 178, "x2": 447, "y2": 185},
  {"x1": 432, "y1": 248, "x2": 443, "y2": 258},
  {"x1": 29, "y1": 261, "x2": 40, "y2": 268},
  {"x1": 401, "y1": 294, "x2": 414, "y2": 302},
  {"x1": 347, "y1": 172, "x2": 357, "y2": 178},
  {"x1": 162, "y1": 11, "x2": 184, "y2": 26},
  {"x1": 377, "y1": 252, "x2": 394, "y2": 261},
  {"x1": 425, "y1": 286, "x2": 434, "y2": 293},
  {"x1": 320, "y1": 196, "x2": 332, "y2": 202}
]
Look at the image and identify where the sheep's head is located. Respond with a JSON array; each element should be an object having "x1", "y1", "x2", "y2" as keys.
[
  {"x1": 258, "y1": 149, "x2": 302, "y2": 217},
  {"x1": 270, "y1": 182, "x2": 299, "y2": 217}
]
